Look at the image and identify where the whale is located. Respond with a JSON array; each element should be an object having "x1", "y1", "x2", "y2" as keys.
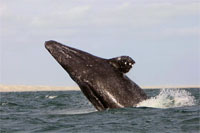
[{"x1": 45, "y1": 40, "x2": 147, "y2": 111}]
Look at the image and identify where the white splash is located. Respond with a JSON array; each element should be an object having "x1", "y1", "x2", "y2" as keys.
[
  {"x1": 45, "y1": 95, "x2": 57, "y2": 99},
  {"x1": 1, "y1": 102, "x2": 8, "y2": 106},
  {"x1": 137, "y1": 89, "x2": 196, "y2": 108}
]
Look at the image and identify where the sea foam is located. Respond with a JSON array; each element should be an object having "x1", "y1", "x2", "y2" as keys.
[
  {"x1": 45, "y1": 95, "x2": 57, "y2": 99},
  {"x1": 137, "y1": 89, "x2": 196, "y2": 108}
]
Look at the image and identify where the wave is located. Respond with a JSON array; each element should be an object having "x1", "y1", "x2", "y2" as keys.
[
  {"x1": 45, "y1": 95, "x2": 57, "y2": 99},
  {"x1": 53, "y1": 108, "x2": 97, "y2": 115},
  {"x1": 137, "y1": 89, "x2": 196, "y2": 108}
]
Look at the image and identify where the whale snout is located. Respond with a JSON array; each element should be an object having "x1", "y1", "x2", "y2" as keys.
[
  {"x1": 45, "y1": 40, "x2": 90, "y2": 73},
  {"x1": 45, "y1": 40, "x2": 60, "y2": 53},
  {"x1": 45, "y1": 40, "x2": 55, "y2": 48},
  {"x1": 45, "y1": 40, "x2": 71, "y2": 65},
  {"x1": 45, "y1": 40, "x2": 70, "y2": 56},
  {"x1": 45, "y1": 40, "x2": 78, "y2": 55}
]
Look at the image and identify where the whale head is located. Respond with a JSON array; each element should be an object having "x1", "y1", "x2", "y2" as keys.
[{"x1": 45, "y1": 40, "x2": 109, "y2": 83}]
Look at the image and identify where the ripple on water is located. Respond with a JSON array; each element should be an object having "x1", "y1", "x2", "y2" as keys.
[{"x1": 0, "y1": 88, "x2": 199, "y2": 133}]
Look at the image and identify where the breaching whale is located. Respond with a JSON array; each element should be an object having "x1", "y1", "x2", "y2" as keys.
[{"x1": 45, "y1": 40, "x2": 147, "y2": 111}]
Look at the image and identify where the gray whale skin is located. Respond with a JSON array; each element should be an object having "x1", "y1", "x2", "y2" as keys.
[{"x1": 45, "y1": 40, "x2": 147, "y2": 111}]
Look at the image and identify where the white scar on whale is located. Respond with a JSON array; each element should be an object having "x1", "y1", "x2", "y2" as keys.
[{"x1": 106, "y1": 91, "x2": 124, "y2": 108}]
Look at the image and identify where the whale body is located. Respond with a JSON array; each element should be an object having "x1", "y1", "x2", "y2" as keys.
[{"x1": 45, "y1": 40, "x2": 147, "y2": 111}]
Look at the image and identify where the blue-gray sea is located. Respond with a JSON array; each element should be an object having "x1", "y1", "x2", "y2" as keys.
[{"x1": 0, "y1": 88, "x2": 199, "y2": 133}]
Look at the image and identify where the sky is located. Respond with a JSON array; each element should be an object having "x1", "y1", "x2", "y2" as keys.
[{"x1": 0, "y1": 0, "x2": 199, "y2": 87}]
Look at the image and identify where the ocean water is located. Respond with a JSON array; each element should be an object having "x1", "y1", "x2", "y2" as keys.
[{"x1": 0, "y1": 88, "x2": 199, "y2": 133}]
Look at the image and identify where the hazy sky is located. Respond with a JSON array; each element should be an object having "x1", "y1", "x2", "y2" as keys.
[{"x1": 0, "y1": 0, "x2": 199, "y2": 86}]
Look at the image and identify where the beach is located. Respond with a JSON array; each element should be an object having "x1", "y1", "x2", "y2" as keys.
[
  {"x1": 0, "y1": 85, "x2": 80, "y2": 92},
  {"x1": 0, "y1": 84, "x2": 199, "y2": 92}
]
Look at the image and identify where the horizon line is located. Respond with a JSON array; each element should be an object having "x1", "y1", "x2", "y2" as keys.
[{"x1": 0, "y1": 84, "x2": 199, "y2": 92}]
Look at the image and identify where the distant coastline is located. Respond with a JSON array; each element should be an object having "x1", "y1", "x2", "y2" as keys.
[
  {"x1": 0, "y1": 85, "x2": 80, "y2": 92},
  {"x1": 0, "y1": 84, "x2": 199, "y2": 92}
]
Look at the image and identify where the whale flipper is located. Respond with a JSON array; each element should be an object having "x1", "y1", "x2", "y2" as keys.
[
  {"x1": 45, "y1": 40, "x2": 147, "y2": 111},
  {"x1": 108, "y1": 56, "x2": 135, "y2": 73}
]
